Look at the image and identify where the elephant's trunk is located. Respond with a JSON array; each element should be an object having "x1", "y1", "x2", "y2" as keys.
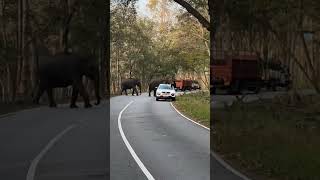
[{"x1": 139, "y1": 83, "x2": 142, "y2": 95}]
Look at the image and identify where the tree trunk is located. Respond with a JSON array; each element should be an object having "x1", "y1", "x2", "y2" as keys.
[
  {"x1": 105, "y1": 0, "x2": 110, "y2": 97},
  {"x1": 116, "y1": 48, "x2": 120, "y2": 93},
  {"x1": 208, "y1": 0, "x2": 215, "y2": 65},
  {"x1": 15, "y1": 0, "x2": 23, "y2": 102},
  {"x1": 60, "y1": 0, "x2": 68, "y2": 53},
  {"x1": 173, "y1": 0, "x2": 209, "y2": 31},
  {"x1": 59, "y1": 0, "x2": 75, "y2": 53},
  {"x1": 21, "y1": 0, "x2": 30, "y2": 98}
]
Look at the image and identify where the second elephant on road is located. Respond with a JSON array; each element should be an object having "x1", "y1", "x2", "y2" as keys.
[{"x1": 121, "y1": 78, "x2": 142, "y2": 96}]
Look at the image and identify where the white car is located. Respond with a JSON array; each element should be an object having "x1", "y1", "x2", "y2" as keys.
[{"x1": 156, "y1": 84, "x2": 176, "y2": 101}]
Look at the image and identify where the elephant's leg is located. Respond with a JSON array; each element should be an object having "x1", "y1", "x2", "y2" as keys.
[
  {"x1": 133, "y1": 87, "x2": 138, "y2": 96},
  {"x1": 33, "y1": 86, "x2": 45, "y2": 104},
  {"x1": 70, "y1": 87, "x2": 79, "y2": 108},
  {"x1": 153, "y1": 89, "x2": 156, "y2": 97},
  {"x1": 47, "y1": 88, "x2": 57, "y2": 107},
  {"x1": 149, "y1": 89, "x2": 151, "y2": 96},
  {"x1": 121, "y1": 87, "x2": 125, "y2": 95},
  {"x1": 76, "y1": 81, "x2": 92, "y2": 108},
  {"x1": 125, "y1": 89, "x2": 128, "y2": 96}
]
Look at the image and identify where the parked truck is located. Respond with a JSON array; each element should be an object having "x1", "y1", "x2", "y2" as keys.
[
  {"x1": 210, "y1": 51, "x2": 291, "y2": 94},
  {"x1": 175, "y1": 79, "x2": 193, "y2": 91}
]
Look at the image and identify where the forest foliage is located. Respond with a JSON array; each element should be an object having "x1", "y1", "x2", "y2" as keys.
[
  {"x1": 2, "y1": 0, "x2": 319, "y2": 103},
  {"x1": 0, "y1": 0, "x2": 107, "y2": 103},
  {"x1": 111, "y1": 0, "x2": 209, "y2": 94}
]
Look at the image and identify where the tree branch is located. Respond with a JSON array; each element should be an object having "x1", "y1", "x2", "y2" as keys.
[{"x1": 173, "y1": 0, "x2": 210, "y2": 31}]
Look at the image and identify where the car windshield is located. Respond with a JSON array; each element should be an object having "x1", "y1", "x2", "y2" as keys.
[{"x1": 158, "y1": 84, "x2": 172, "y2": 90}]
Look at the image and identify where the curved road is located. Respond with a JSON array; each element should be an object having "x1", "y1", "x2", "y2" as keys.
[
  {"x1": 0, "y1": 102, "x2": 109, "y2": 180},
  {"x1": 0, "y1": 94, "x2": 213, "y2": 180},
  {"x1": 110, "y1": 95, "x2": 209, "y2": 179},
  {"x1": 0, "y1": 93, "x2": 251, "y2": 180}
]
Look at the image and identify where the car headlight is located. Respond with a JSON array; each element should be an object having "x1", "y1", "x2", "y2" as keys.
[{"x1": 171, "y1": 93, "x2": 175, "y2": 96}]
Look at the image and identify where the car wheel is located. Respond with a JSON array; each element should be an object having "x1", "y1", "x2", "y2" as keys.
[
  {"x1": 156, "y1": 98, "x2": 159, "y2": 101},
  {"x1": 172, "y1": 97, "x2": 176, "y2": 101}
]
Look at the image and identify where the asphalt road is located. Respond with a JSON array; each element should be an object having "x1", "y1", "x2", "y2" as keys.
[
  {"x1": 0, "y1": 102, "x2": 109, "y2": 180},
  {"x1": 110, "y1": 94, "x2": 210, "y2": 180},
  {"x1": 0, "y1": 93, "x2": 212, "y2": 180}
]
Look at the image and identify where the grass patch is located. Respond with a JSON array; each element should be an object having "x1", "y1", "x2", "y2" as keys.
[
  {"x1": 173, "y1": 91, "x2": 210, "y2": 128},
  {"x1": 212, "y1": 93, "x2": 320, "y2": 180}
]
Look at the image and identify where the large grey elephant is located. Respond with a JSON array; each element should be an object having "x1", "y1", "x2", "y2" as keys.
[
  {"x1": 32, "y1": 53, "x2": 101, "y2": 108},
  {"x1": 148, "y1": 79, "x2": 174, "y2": 96},
  {"x1": 121, "y1": 78, "x2": 141, "y2": 96}
]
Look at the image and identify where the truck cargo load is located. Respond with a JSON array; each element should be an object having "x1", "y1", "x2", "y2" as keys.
[{"x1": 211, "y1": 51, "x2": 291, "y2": 94}]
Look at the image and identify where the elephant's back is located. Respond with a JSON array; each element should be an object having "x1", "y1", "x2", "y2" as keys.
[
  {"x1": 39, "y1": 54, "x2": 83, "y2": 71},
  {"x1": 121, "y1": 79, "x2": 140, "y2": 88},
  {"x1": 121, "y1": 79, "x2": 134, "y2": 86},
  {"x1": 38, "y1": 54, "x2": 86, "y2": 83},
  {"x1": 149, "y1": 79, "x2": 161, "y2": 86}
]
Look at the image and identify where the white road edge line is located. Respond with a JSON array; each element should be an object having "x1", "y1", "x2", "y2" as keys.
[
  {"x1": 211, "y1": 151, "x2": 251, "y2": 180},
  {"x1": 170, "y1": 102, "x2": 210, "y2": 131},
  {"x1": 170, "y1": 102, "x2": 251, "y2": 180},
  {"x1": 118, "y1": 101, "x2": 155, "y2": 180},
  {"x1": 26, "y1": 124, "x2": 77, "y2": 180}
]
